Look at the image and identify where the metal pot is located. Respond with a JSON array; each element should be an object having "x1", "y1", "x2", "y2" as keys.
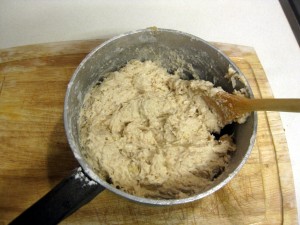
[{"x1": 10, "y1": 28, "x2": 257, "y2": 225}]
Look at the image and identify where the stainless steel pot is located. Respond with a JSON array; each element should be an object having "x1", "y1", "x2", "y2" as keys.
[{"x1": 10, "y1": 28, "x2": 257, "y2": 225}]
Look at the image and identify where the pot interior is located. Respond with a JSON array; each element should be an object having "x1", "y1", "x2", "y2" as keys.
[{"x1": 64, "y1": 28, "x2": 257, "y2": 205}]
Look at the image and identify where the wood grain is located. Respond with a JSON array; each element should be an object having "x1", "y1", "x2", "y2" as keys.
[{"x1": 0, "y1": 40, "x2": 297, "y2": 224}]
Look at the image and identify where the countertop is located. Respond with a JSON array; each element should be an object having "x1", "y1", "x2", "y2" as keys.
[{"x1": 1, "y1": 0, "x2": 300, "y2": 222}]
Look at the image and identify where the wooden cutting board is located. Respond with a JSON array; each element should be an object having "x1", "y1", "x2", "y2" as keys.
[{"x1": 0, "y1": 40, "x2": 298, "y2": 224}]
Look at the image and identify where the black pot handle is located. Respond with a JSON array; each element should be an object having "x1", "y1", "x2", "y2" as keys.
[{"x1": 9, "y1": 167, "x2": 105, "y2": 225}]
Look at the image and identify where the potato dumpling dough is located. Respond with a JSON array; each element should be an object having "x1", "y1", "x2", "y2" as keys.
[{"x1": 79, "y1": 60, "x2": 238, "y2": 199}]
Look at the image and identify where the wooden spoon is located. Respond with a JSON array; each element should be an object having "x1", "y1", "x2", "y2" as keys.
[{"x1": 203, "y1": 92, "x2": 300, "y2": 125}]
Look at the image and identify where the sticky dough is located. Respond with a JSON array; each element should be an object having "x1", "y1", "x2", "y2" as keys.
[{"x1": 79, "y1": 60, "x2": 238, "y2": 199}]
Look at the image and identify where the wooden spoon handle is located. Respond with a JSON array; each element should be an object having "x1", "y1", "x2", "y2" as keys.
[{"x1": 248, "y1": 99, "x2": 300, "y2": 112}]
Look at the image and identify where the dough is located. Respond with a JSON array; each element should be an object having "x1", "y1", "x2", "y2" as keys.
[{"x1": 79, "y1": 60, "x2": 240, "y2": 199}]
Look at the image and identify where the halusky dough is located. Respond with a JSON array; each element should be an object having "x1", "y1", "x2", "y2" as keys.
[{"x1": 79, "y1": 60, "x2": 237, "y2": 199}]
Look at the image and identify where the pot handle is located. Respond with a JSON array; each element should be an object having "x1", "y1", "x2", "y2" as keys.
[{"x1": 9, "y1": 167, "x2": 105, "y2": 225}]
